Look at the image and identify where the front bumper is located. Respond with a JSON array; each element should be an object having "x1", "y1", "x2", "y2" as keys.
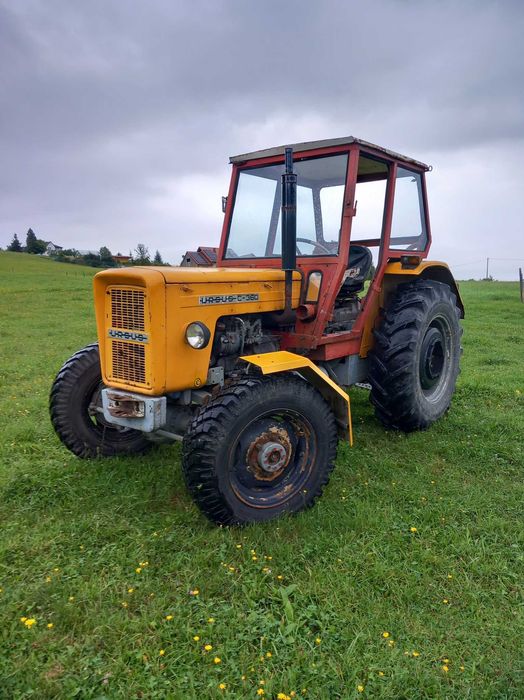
[{"x1": 101, "y1": 389, "x2": 166, "y2": 432}]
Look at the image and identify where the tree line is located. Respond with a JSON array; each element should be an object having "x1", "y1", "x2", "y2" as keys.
[{"x1": 6, "y1": 229, "x2": 168, "y2": 268}]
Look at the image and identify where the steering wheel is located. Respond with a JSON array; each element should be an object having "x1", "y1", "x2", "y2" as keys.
[{"x1": 296, "y1": 237, "x2": 332, "y2": 255}]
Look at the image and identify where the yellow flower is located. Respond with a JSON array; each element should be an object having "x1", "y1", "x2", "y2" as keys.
[
  {"x1": 460, "y1": 665, "x2": 465, "y2": 671},
  {"x1": 250, "y1": 549, "x2": 256, "y2": 555},
  {"x1": 276, "y1": 575, "x2": 283, "y2": 581},
  {"x1": 378, "y1": 671, "x2": 384, "y2": 677},
  {"x1": 442, "y1": 599, "x2": 449, "y2": 604},
  {"x1": 277, "y1": 694, "x2": 288, "y2": 700},
  {"x1": 193, "y1": 635, "x2": 200, "y2": 641},
  {"x1": 128, "y1": 588, "x2": 134, "y2": 594},
  {"x1": 139, "y1": 561, "x2": 149, "y2": 567},
  {"x1": 189, "y1": 588, "x2": 200, "y2": 596},
  {"x1": 45, "y1": 576, "x2": 52, "y2": 583},
  {"x1": 135, "y1": 568, "x2": 142, "y2": 574},
  {"x1": 266, "y1": 556, "x2": 272, "y2": 561},
  {"x1": 382, "y1": 631, "x2": 390, "y2": 638},
  {"x1": 68, "y1": 596, "x2": 75, "y2": 602},
  {"x1": 252, "y1": 556, "x2": 258, "y2": 562},
  {"x1": 256, "y1": 690, "x2": 265, "y2": 697},
  {"x1": 204, "y1": 644, "x2": 213, "y2": 651},
  {"x1": 315, "y1": 637, "x2": 321, "y2": 645},
  {"x1": 357, "y1": 685, "x2": 365, "y2": 693},
  {"x1": 388, "y1": 639, "x2": 395, "y2": 647},
  {"x1": 447, "y1": 574, "x2": 453, "y2": 579},
  {"x1": 121, "y1": 601, "x2": 128, "y2": 608},
  {"x1": 241, "y1": 675, "x2": 246, "y2": 681},
  {"x1": 442, "y1": 658, "x2": 450, "y2": 664},
  {"x1": 53, "y1": 567, "x2": 60, "y2": 572},
  {"x1": 266, "y1": 651, "x2": 272, "y2": 658},
  {"x1": 20, "y1": 617, "x2": 27, "y2": 623},
  {"x1": 47, "y1": 623, "x2": 54, "y2": 629},
  {"x1": 165, "y1": 615, "x2": 173, "y2": 621},
  {"x1": 236, "y1": 544, "x2": 242, "y2": 549},
  {"x1": 214, "y1": 656, "x2": 221, "y2": 664},
  {"x1": 219, "y1": 683, "x2": 227, "y2": 690},
  {"x1": 410, "y1": 527, "x2": 417, "y2": 533},
  {"x1": 412, "y1": 651, "x2": 420, "y2": 657},
  {"x1": 442, "y1": 664, "x2": 449, "y2": 673},
  {"x1": 159, "y1": 649, "x2": 165, "y2": 656},
  {"x1": 24, "y1": 618, "x2": 37, "y2": 628},
  {"x1": 208, "y1": 617, "x2": 215, "y2": 623}
]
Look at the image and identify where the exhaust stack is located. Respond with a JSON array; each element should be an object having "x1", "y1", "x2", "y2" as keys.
[{"x1": 281, "y1": 147, "x2": 297, "y2": 314}]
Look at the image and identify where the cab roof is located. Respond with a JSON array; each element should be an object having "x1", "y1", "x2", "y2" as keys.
[{"x1": 230, "y1": 136, "x2": 430, "y2": 171}]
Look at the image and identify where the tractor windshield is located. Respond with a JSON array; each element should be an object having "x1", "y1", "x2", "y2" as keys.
[{"x1": 225, "y1": 153, "x2": 348, "y2": 259}]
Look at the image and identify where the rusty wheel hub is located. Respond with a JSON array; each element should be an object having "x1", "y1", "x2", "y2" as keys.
[{"x1": 246, "y1": 426, "x2": 293, "y2": 481}]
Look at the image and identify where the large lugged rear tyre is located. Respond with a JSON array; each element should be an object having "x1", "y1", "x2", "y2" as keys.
[
  {"x1": 50, "y1": 343, "x2": 153, "y2": 458},
  {"x1": 368, "y1": 280, "x2": 462, "y2": 431},
  {"x1": 182, "y1": 375, "x2": 338, "y2": 525}
]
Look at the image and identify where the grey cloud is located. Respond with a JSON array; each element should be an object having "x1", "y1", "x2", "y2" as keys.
[{"x1": 1, "y1": 0, "x2": 523, "y2": 275}]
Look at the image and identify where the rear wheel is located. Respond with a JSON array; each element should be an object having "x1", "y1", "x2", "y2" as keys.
[
  {"x1": 368, "y1": 280, "x2": 462, "y2": 431},
  {"x1": 182, "y1": 375, "x2": 338, "y2": 525},
  {"x1": 50, "y1": 343, "x2": 153, "y2": 458}
]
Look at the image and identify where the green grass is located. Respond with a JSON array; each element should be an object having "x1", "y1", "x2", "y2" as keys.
[{"x1": 1, "y1": 251, "x2": 523, "y2": 699}]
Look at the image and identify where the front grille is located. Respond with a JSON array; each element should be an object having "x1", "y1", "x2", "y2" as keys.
[
  {"x1": 110, "y1": 288, "x2": 145, "y2": 331},
  {"x1": 111, "y1": 341, "x2": 146, "y2": 384}
]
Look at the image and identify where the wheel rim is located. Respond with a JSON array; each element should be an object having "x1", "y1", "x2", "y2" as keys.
[
  {"x1": 419, "y1": 315, "x2": 452, "y2": 402},
  {"x1": 229, "y1": 410, "x2": 316, "y2": 509}
]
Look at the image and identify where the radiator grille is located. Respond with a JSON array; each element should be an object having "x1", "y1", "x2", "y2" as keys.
[
  {"x1": 110, "y1": 288, "x2": 145, "y2": 331},
  {"x1": 111, "y1": 341, "x2": 146, "y2": 384}
]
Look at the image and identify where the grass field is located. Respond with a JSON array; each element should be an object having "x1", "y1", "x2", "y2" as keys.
[{"x1": 1, "y1": 251, "x2": 523, "y2": 699}]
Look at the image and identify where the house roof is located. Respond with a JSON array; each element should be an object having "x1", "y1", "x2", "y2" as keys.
[
  {"x1": 229, "y1": 136, "x2": 430, "y2": 170},
  {"x1": 198, "y1": 246, "x2": 218, "y2": 263},
  {"x1": 182, "y1": 251, "x2": 208, "y2": 265}
]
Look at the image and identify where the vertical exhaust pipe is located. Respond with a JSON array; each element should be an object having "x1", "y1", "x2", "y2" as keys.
[{"x1": 281, "y1": 147, "x2": 297, "y2": 315}]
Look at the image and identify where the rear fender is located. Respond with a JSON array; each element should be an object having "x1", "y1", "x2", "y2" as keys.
[{"x1": 383, "y1": 261, "x2": 465, "y2": 318}]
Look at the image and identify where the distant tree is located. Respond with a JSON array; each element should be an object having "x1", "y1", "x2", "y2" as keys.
[
  {"x1": 56, "y1": 249, "x2": 78, "y2": 262},
  {"x1": 7, "y1": 233, "x2": 22, "y2": 252},
  {"x1": 99, "y1": 246, "x2": 116, "y2": 267},
  {"x1": 26, "y1": 228, "x2": 46, "y2": 254},
  {"x1": 153, "y1": 250, "x2": 163, "y2": 265},
  {"x1": 134, "y1": 243, "x2": 150, "y2": 265},
  {"x1": 82, "y1": 252, "x2": 102, "y2": 267}
]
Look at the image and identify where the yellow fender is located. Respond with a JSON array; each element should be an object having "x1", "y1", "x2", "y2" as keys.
[{"x1": 240, "y1": 350, "x2": 352, "y2": 444}]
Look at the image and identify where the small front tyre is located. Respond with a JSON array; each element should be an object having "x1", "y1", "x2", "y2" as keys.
[
  {"x1": 50, "y1": 343, "x2": 153, "y2": 458},
  {"x1": 182, "y1": 375, "x2": 338, "y2": 525}
]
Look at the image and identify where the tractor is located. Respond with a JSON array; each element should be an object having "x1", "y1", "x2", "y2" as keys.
[{"x1": 50, "y1": 137, "x2": 463, "y2": 525}]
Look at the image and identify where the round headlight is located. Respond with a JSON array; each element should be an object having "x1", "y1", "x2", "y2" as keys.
[{"x1": 185, "y1": 322, "x2": 210, "y2": 349}]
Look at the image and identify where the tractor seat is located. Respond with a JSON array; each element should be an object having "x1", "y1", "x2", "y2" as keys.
[{"x1": 339, "y1": 245, "x2": 373, "y2": 295}]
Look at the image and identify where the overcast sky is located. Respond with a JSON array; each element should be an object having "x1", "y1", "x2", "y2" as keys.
[{"x1": 1, "y1": 0, "x2": 523, "y2": 279}]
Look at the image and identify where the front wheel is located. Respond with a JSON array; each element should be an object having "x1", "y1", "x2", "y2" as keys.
[
  {"x1": 182, "y1": 375, "x2": 338, "y2": 525},
  {"x1": 368, "y1": 280, "x2": 462, "y2": 431},
  {"x1": 50, "y1": 343, "x2": 153, "y2": 458}
]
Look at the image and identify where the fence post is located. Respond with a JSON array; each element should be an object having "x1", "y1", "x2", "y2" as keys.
[{"x1": 520, "y1": 267, "x2": 523, "y2": 303}]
